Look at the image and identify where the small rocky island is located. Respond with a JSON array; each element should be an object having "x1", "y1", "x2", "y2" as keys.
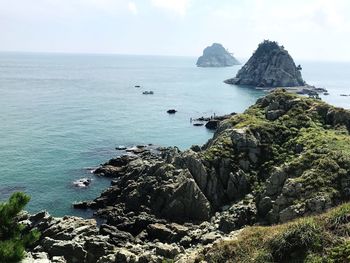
[
  {"x1": 196, "y1": 43, "x2": 240, "y2": 67},
  {"x1": 20, "y1": 90, "x2": 350, "y2": 262},
  {"x1": 225, "y1": 40, "x2": 305, "y2": 87}
]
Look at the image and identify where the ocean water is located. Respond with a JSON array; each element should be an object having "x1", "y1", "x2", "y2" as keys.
[{"x1": 0, "y1": 53, "x2": 349, "y2": 217}]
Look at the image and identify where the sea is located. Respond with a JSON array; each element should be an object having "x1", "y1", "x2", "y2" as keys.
[{"x1": 0, "y1": 52, "x2": 349, "y2": 217}]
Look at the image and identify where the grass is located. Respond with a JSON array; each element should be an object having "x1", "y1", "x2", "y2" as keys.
[{"x1": 198, "y1": 203, "x2": 350, "y2": 263}]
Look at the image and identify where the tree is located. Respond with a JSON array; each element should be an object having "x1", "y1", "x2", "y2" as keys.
[{"x1": 0, "y1": 192, "x2": 40, "y2": 262}]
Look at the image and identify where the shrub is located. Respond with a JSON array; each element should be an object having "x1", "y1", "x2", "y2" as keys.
[
  {"x1": 0, "y1": 192, "x2": 40, "y2": 262},
  {"x1": 269, "y1": 218, "x2": 322, "y2": 261}
]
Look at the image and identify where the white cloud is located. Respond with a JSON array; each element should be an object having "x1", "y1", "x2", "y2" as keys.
[
  {"x1": 151, "y1": 0, "x2": 190, "y2": 15},
  {"x1": 128, "y1": 2, "x2": 138, "y2": 15}
]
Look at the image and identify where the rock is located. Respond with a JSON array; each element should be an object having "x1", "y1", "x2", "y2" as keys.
[
  {"x1": 266, "y1": 109, "x2": 285, "y2": 120},
  {"x1": 265, "y1": 167, "x2": 287, "y2": 196},
  {"x1": 21, "y1": 252, "x2": 52, "y2": 263},
  {"x1": 116, "y1": 145, "x2": 127, "y2": 150},
  {"x1": 226, "y1": 171, "x2": 248, "y2": 201},
  {"x1": 100, "y1": 224, "x2": 135, "y2": 245},
  {"x1": 155, "y1": 242, "x2": 181, "y2": 258},
  {"x1": 73, "y1": 178, "x2": 92, "y2": 188},
  {"x1": 161, "y1": 175, "x2": 211, "y2": 221},
  {"x1": 257, "y1": 196, "x2": 273, "y2": 217},
  {"x1": 190, "y1": 145, "x2": 201, "y2": 152},
  {"x1": 72, "y1": 201, "x2": 91, "y2": 209},
  {"x1": 225, "y1": 40, "x2": 305, "y2": 87},
  {"x1": 115, "y1": 248, "x2": 138, "y2": 263},
  {"x1": 218, "y1": 199, "x2": 257, "y2": 233},
  {"x1": 205, "y1": 120, "x2": 220, "y2": 130},
  {"x1": 167, "y1": 109, "x2": 177, "y2": 114},
  {"x1": 196, "y1": 43, "x2": 240, "y2": 67},
  {"x1": 42, "y1": 238, "x2": 87, "y2": 263},
  {"x1": 200, "y1": 232, "x2": 222, "y2": 245},
  {"x1": 147, "y1": 223, "x2": 174, "y2": 241},
  {"x1": 126, "y1": 146, "x2": 148, "y2": 154}
]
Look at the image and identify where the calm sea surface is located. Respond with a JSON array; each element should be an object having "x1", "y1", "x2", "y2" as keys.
[{"x1": 0, "y1": 52, "x2": 349, "y2": 216}]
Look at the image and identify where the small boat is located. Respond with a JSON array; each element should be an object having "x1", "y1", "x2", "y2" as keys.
[
  {"x1": 142, "y1": 91, "x2": 154, "y2": 95},
  {"x1": 193, "y1": 123, "x2": 204, "y2": 126},
  {"x1": 135, "y1": 85, "x2": 141, "y2": 88}
]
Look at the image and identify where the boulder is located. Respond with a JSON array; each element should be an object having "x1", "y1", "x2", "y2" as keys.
[{"x1": 205, "y1": 120, "x2": 220, "y2": 130}]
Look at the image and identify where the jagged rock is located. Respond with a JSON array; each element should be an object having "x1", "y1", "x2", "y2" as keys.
[
  {"x1": 115, "y1": 249, "x2": 138, "y2": 263},
  {"x1": 218, "y1": 198, "x2": 257, "y2": 233},
  {"x1": 161, "y1": 174, "x2": 211, "y2": 221},
  {"x1": 196, "y1": 43, "x2": 240, "y2": 67},
  {"x1": 265, "y1": 167, "x2": 288, "y2": 196},
  {"x1": 147, "y1": 223, "x2": 174, "y2": 241},
  {"x1": 225, "y1": 40, "x2": 305, "y2": 87},
  {"x1": 200, "y1": 232, "x2": 222, "y2": 245},
  {"x1": 154, "y1": 242, "x2": 182, "y2": 258}
]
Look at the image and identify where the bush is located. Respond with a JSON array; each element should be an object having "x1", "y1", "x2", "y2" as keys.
[
  {"x1": 0, "y1": 192, "x2": 40, "y2": 262},
  {"x1": 269, "y1": 218, "x2": 322, "y2": 261}
]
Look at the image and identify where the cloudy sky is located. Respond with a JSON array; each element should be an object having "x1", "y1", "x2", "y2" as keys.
[{"x1": 0, "y1": 0, "x2": 349, "y2": 61}]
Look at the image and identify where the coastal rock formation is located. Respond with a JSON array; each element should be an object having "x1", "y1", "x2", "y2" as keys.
[
  {"x1": 23, "y1": 90, "x2": 350, "y2": 262},
  {"x1": 225, "y1": 40, "x2": 305, "y2": 87},
  {"x1": 196, "y1": 43, "x2": 240, "y2": 67}
]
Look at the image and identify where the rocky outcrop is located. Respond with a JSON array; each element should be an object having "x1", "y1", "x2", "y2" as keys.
[
  {"x1": 23, "y1": 90, "x2": 350, "y2": 262},
  {"x1": 196, "y1": 43, "x2": 240, "y2": 67},
  {"x1": 225, "y1": 40, "x2": 305, "y2": 87}
]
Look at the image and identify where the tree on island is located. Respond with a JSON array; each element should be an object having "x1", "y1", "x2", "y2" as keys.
[{"x1": 0, "y1": 192, "x2": 40, "y2": 262}]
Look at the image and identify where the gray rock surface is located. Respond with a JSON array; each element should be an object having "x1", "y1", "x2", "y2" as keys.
[
  {"x1": 225, "y1": 40, "x2": 305, "y2": 87},
  {"x1": 196, "y1": 43, "x2": 240, "y2": 67}
]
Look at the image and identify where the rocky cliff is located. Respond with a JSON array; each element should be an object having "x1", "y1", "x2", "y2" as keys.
[
  {"x1": 196, "y1": 43, "x2": 240, "y2": 67},
  {"x1": 225, "y1": 40, "x2": 305, "y2": 87},
  {"x1": 23, "y1": 90, "x2": 350, "y2": 262}
]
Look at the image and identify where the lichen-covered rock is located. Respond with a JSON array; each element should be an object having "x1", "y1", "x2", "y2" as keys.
[
  {"x1": 196, "y1": 43, "x2": 240, "y2": 67},
  {"x1": 225, "y1": 40, "x2": 305, "y2": 87}
]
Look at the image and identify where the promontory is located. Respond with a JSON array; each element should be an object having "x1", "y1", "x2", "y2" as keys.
[{"x1": 18, "y1": 89, "x2": 350, "y2": 262}]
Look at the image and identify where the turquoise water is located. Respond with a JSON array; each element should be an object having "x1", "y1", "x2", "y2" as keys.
[{"x1": 0, "y1": 53, "x2": 349, "y2": 217}]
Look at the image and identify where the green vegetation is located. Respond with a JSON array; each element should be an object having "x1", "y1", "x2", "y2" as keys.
[
  {"x1": 201, "y1": 89, "x2": 350, "y2": 221},
  {"x1": 0, "y1": 192, "x2": 40, "y2": 262},
  {"x1": 198, "y1": 203, "x2": 350, "y2": 262}
]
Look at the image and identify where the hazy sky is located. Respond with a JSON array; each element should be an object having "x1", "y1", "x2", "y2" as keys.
[{"x1": 1, "y1": 0, "x2": 349, "y2": 61}]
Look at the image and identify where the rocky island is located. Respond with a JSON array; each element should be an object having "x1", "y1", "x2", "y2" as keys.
[
  {"x1": 225, "y1": 40, "x2": 327, "y2": 96},
  {"x1": 17, "y1": 89, "x2": 350, "y2": 262},
  {"x1": 196, "y1": 43, "x2": 240, "y2": 67}
]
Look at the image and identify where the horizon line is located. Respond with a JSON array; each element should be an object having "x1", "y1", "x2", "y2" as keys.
[{"x1": 0, "y1": 50, "x2": 349, "y2": 63}]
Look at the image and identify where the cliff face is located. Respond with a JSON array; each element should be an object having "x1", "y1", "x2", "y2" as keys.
[
  {"x1": 196, "y1": 43, "x2": 240, "y2": 67},
  {"x1": 225, "y1": 40, "x2": 305, "y2": 87},
  {"x1": 23, "y1": 90, "x2": 350, "y2": 262}
]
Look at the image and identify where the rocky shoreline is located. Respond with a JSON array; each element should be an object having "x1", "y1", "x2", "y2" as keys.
[{"x1": 21, "y1": 89, "x2": 350, "y2": 262}]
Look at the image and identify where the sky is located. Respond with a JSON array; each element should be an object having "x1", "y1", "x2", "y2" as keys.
[{"x1": 0, "y1": 0, "x2": 350, "y2": 61}]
